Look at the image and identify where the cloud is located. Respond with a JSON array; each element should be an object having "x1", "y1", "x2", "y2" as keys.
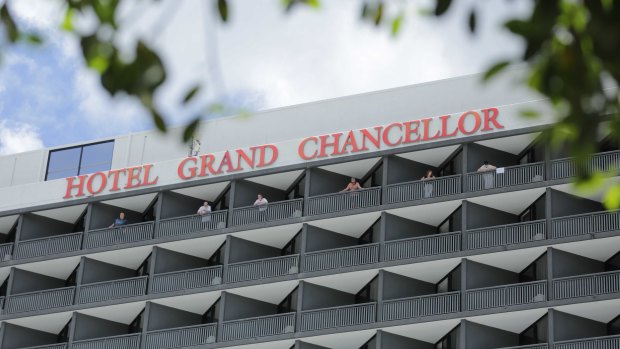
[{"x1": 0, "y1": 120, "x2": 44, "y2": 155}]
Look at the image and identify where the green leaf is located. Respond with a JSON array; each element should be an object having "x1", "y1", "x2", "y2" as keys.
[
  {"x1": 483, "y1": 61, "x2": 511, "y2": 81},
  {"x1": 374, "y1": 2, "x2": 383, "y2": 26},
  {"x1": 391, "y1": 14, "x2": 403, "y2": 37},
  {"x1": 434, "y1": 0, "x2": 452, "y2": 16},
  {"x1": 61, "y1": 8, "x2": 75, "y2": 31},
  {"x1": 0, "y1": 5, "x2": 19, "y2": 42},
  {"x1": 604, "y1": 184, "x2": 620, "y2": 210},
  {"x1": 306, "y1": 0, "x2": 320, "y2": 9},
  {"x1": 23, "y1": 33, "x2": 43, "y2": 45},
  {"x1": 183, "y1": 85, "x2": 201, "y2": 104},
  {"x1": 152, "y1": 111, "x2": 167, "y2": 132},
  {"x1": 217, "y1": 0, "x2": 228, "y2": 22},
  {"x1": 183, "y1": 118, "x2": 201, "y2": 142},
  {"x1": 468, "y1": 8, "x2": 476, "y2": 33},
  {"x1": 520, "y1": 109, "x2": 540, "y2": 119}
]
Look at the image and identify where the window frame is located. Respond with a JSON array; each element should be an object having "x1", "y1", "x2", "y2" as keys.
[{"x1": 45, "y1": 140, "x2": 115, "y2": 181}]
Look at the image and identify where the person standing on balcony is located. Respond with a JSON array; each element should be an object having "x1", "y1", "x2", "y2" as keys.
[
  {"x1": 421, "y1": 169, "x2": 436, "y2": 198},
  {"x1": 253, "y1": 194, "x2": 269, "y2": 221},
  {"x1": 109, "y1": 212, "x2": 127, "y2": 228},
  {"x1": 197, "y1": 201, "x2": 212, "y2": 223},
  {"x1": 341, "y1": 178, "x2": 363, "y2": 192},
  {"x1": 477, "y1": 160, "x2": 497, "y2": 189}
]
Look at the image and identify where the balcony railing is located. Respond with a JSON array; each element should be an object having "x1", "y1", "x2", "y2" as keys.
[
  {"x1": 384, "y1": 175, "x2": 462, "y2": 204},
  {"x1": 5, "y1": 286, "x2": 75, "y2": 314},
  {"x1": 20, "y1": 344, "x2": 68, "y2": 349},
  {"x1": 226, "y1": 254, "x2": 299, "y2": 283},
  {"x1": 554, "y1": 334, "x2": 620, "y2": 349},
  {"x1": 382, "y1": 232, "x2": 461, "y2": 261},
  {"x1": 84, "y1": 222, "x2": 154, "y2": 249},
  {"x1": 76, "y1": 276, "x2": 147, "y2": 304},
  {"x1": 14, "y1": 232, "x2": 82, "y2": 259},
  {"x1": 0, "y1": 242, "x2": 13, "y2": 262},
  {"x1": 551, "y1": 210, "x2": 620, "y2": 239},
  {"x1": 151, "y1": 265, "x2": 222, "y2": 293},
  {"x1": 231, "y1": 199, "x2": 303, "y2": 226},
  {"x1": 220, "y1": 312, "x2": 295, "y2": 341},
  {"x1": 300, "y1": 302, "x2": 376, "y2": 332},
  {"x1": 303, "y1": 243, "x2": 379, "y2": 272},
  {"x1": 72, "y1": 333, "x2": 141, "y2": 349},
  {"x1": 466, "y1": 162, "x2": 545, "y2": 192},
  {"x1": 551, "y1": 150, "x2": 620, "y2": 180},
  {"x1": 465, "y1": 280, "x2": 547, "y2": 311},
  {"x1": 382, "y1": 291, "x2": 460, "y2": 321},
  {"x1": 553, "y1": 270, "x2": 620, "y2": 300},
  {"x1": 497, "y1": 345, "x2": 548, "y2": 349},
  {"x1": 464, "y1": 220, "x2": 546, "y2": 250},
  {"x1": 145, "y1": 323, "x2": 217, "y2": 349},
  {"x1": 156, "y1": 211, "x2": 227, "y2": 238},
  {"x1": 307, "y1": 187, "x2": 381, "y2": 216}
]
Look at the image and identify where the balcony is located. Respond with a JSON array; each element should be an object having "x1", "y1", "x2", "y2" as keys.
[
  {"x1": 226, "y1": 254, "x2": 299, "y2": 283},
  {"x1": 551, "y1": 150, "x2": 620, "y2": 180},
  {"x1": 0, "y1": 242, "x2": 13, "y2": 261},
  {"x1": 72, "y1": 333, "x2": 141, "y2": 349},
  {"x1": 151, "y1": 265, "x2": 222, "y2": 293},
  {"x1": 551, "y1": 210, "x2": 620, "y2": 239},
  {"x1": 465, "y1": 280, "x2": 547, "y2": 311},
  {"x1": 464, "y1": 220, "x2": 546, "y2": 250},
  {"x1": 84, "y1": 222, "x2": 154, "y2": 249},
  {"x1": 553, "y1": 270, "x2": 620, "y2": 300},
  {"x1": 498, "y1": 345, "x2": 548, "y2": 349},
  {"x1": 156, "y1": 211, "x2": 227, "y2": 239},
  {"x1": 299, "y1": 302, "x2": 376, "y2": 332},
  {"x1": 382, "y1": 232, "x2": 461, "y2": 262},
  {"x1": 20, "y1": 344, "x2": 68, "y2": 349},
  {"x1": 231, "y1": 199, "x2": 303, "y2": 226},
  {"x1": 554, "y1": 334, "x2": 620, "y2": 349},
  {"x1": 307, "y1": 187, "x2": 381, "y2": 216},
  {"x1": 145, "y1": 323, "x2": 217, "y2": 349},
  {"x1": 76, "y1": 276, "x2": 147, "y2": 304},
  {"x1": 303, "y1": 243, "x2": 379, "y2": 272},
  {"x1": 5, "y1": 286, "x2": 75, "y2": 314},
  {"x1": 384, "y1": 175, "x2": 462, "y2": 204},
  {"x1": 466, "y1": 162, "x2": 545, "y2": 192},
  {"x1": 220, "y1": 312, "x2": 296, "y2": 341},
  {"x1": 381, "y1": 291, "x2": 460, "y2": 321},
  {"x1": 14, "y1": 233, "x2": 82, "y2": 260}
]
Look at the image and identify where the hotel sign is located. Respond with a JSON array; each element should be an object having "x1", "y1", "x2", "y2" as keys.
[{"x1": 63, "y1": 107, "x2": 503, "y2": 199}]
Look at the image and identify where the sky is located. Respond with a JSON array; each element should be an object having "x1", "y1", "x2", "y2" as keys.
[{"x1": 0, "y1": 0, "x2": 532, "y2": 155}]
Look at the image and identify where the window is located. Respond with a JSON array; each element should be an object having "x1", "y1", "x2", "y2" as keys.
[
  {"x1": 203, "y1": 299, "x2": 220, "y2": 323},
  {"x1": 437, "y1": 265, "x2": 461, "y2": 293},
  {"x1": 363, "y1": 163, "x2": 383, "y2": 188},
  {"x1": 287, "y1": 174, "x2": 306, "y2": 199},
  {"x1": 358, "y1": 218, "x2": 380, "y2": 245},
  {"x1": 439, "y1": 149, "x2": 463, "y2": 177},
  {"x1": 57, "y1": 321, "x2": 71, "y2": 343},
  {"x1": 519, "y1": 253, "x2": 547, "y2": 282},
  {"x1": 65, "y1": 265, "x2": 79, "y2": 286},
  {"x1": 435, "y1": 326, "x2": 460, "y2": 349},
  {"x1": 437, "y1": 207, "x2": 462, "y2": 234},
  {"x1": 519, "y1": 194, "x2": 546, "y2": 222},
  {"x1": 605, "y1": 251, "x2": 620, "y2": 271},
  {"x1": 277, "y1": 287, "x2": 298, "y2": 313},
  {"x1": 520, "y1": 315, "x2": 548, "y2": 345},
  {"x1": 359, "y1": 335, "x2": 377, "y2": 349},
  {"x1": 208, "y1": 242, "x2": 226, "y2": 266},
  {"x1": 128, "y1": 310, "x2": 145, "y2": 333},
  {"x1": 46, "y1": 141, "x2": 114, "y2": 181},
  {"x1": 213, "y1": 186, "x2": 231, "y2": 211},
  {"x1": 355, "y1": 276, "x2": 378, "y2": 303},
  {"x1": 281, "y1": 231, "x2": 301, "y2": 256}
]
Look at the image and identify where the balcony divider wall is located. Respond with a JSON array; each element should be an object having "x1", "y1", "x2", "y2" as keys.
[
  {"x1": 0, "y1": 323, "x2": 64, "y2": 349},
  {"x1": 461, "y1": 320, "x2": 520, "y2": 349},
  {"x1": 374, "y1": 330, "x2": 435, "y2": 349}
]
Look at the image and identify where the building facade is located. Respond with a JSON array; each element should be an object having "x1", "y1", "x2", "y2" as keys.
[{"x1": 0, "y1": 68, "x2": 619, "y2": 349}]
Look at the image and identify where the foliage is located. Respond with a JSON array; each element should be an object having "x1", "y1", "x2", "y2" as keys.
[{"x1": 1, "y1": 0, "x2": 620, "y2": 204}]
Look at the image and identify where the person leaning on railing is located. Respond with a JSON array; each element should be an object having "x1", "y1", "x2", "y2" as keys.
[
  {"x1": 477, "y1": 160, "x2": 497, "y2": 189},
  {"x1": 421, "y1": 169, "x2": 436, "y2": 198},
  {"x1": 109, "y1": 212, "x2": 127, "y2": 228},
  {"x1": 340, "y1": 178, "x2": 363, "y2": 208},
  {"x1": 253, "y1": 194, "x2": 269, "y2": 220},
  {"x1": 197, "y1": 201, "x2": 212, "y2": 223}
]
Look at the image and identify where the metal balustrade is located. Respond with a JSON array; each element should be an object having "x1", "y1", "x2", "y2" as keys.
[
  {"x1": 300, "y1": 302, "x2": 376, "y2": 332},
  {"x1": 5, "y1": 286, "x2": 75, "y2": 314},
  {"x1": 551, "y1": 150, "x2": 620, "y2": 180},
  {"x1": 77, "y1": 276, "x2": 147, "y2": 304},
  {"x1": 465, "y1": 280, "x2": 547, "y2": 311},
  {"x1": 382, "y1": 291, "x2": 460, "y2": 321},
  {"x1": 382, "y1": 232, "x2": 461, "y2": 261},
  {"x1": 72, "y1": 333, "x2": 141, "y2": 349},
  {"x1": 156, "y1": 211, "x2": 227, "y2": 238},
  {"x1": 385, "y1": 175, "x2": 462, "y2": 204},
  {"x1": 497, "y1": 344, "x2": 548, "y2": 349},
  {"x1": 20, "y1": 344, "x2": 68, "y2": 349},
  {"x1": 466, "y1": 162, "x2": 545, "y2": 192},
  {"x1": 303, "y1": 243, "x2": 379, "y2": 272},
  {"x1": 226, "y1": 254, "x2": 299, "y2": 283},
  {"x1": 220, "y1": 312, "x2": 296, "y2": 341},
  {"x1": 554, "y1": 334, "x2": 620, "y2": 349},
  {"x1": 464, "y1": 220, "x2": 546, "y2": 250},
  {"x1": 151, "y1": 265, "x2": 223, "y2": 293},
  {"x1": 553, "y1": 270, "x2": 620, "y2": 300},
  {"x1": 551, "y1": 210, "x2": 620, "y2": 239},
  {"x1": 0, "y1": 295, "x2": 4, "y2": 310},
  {"x1": 14, "y1": 232, "x2": 82, "y2": 259},
  {"x1": 307, "y1": 187, "x2": 381, "y2": 216},
  {"x1": 145, "y1": 323, "x2": 217, "y2": 349},
  {"x1": 84, "y1": 221, "x2": 154, "y2": 249},
  {"x1": 231, "y1": 199, "x2": 303, "y2": 226},
  {"x1": 0, "y1": 242, "x2": 13, "y2": 262}
]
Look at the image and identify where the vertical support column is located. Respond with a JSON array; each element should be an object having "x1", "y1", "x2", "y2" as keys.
[
  {"x1": 544, "y1": 134, "x2": 552, "y2": 181},
  {"x1": 12, "y1": 215, "x2": 24, "y2": 253},
  {"x1": 299, "y1": 224, "x2": 309, "y2": 273},
  {"x1": 461, "y1": 144, "x2": 469, "y2": 192},
  {"x1": 381, "y1": 156, "x2": 389, "y2": 205},
  {"x1": 376, "y1": 270, "x2": 385, "y2": 323},
  {"x1": 139, "y1": 301, "x2": 153, "y2": 349},
  {"x1": 378, "y1": 212, "x2": 387, "y2": 262},
  {"x1": 216, "y1": 292, "x2": 228, "y2": 342},
  {"x1": 74, "y1": 256, "x2": 86, "y2": 305},
  {"x1": 226, "y1": 181, "x2": 237, "y2": 228},
  {"x1": 83, "y1": 203, "x2": 93, "y2": 235},
  {"x1": 546, "y1": 247, "x2": 554, "y2": 301},
  {"x1": 461, "y1": 201, "x2": 469, "y2": 251},
  {"x1": 222, "y1": 236, "x2": 233, "y2": 283},
  {"x1": 295, "y1": 281, "x2": 306, "y2": 333},
  {"x1": 459, "y1": 319, "x2": 467, "y2": 349},
  {"x1": 67, "y1": 312, "x2": 78, "y2": 349},
  {"x1": 545, "y1": 187, "x2": 553, "y2": 240},
  {"x1": 460, "y1": 259, "x2": 468, "y2": 312},
  {"x1": 547, "y1": 309, "x2": 555, "y2": 348},
  {"x1": 5, "y1": 268, "x2": 16, "y2": 300},
  {"x1": 151, "y1": 192, "x2": 164, "y2": 239},
  {"x1": 303, "y1": 169, "x2": 312, "y2": 216},
  {"x1": 147, "y1": 247, "x2": 159, "y2": 294}
]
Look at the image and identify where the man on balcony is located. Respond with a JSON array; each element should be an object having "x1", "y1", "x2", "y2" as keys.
[
  {"x1": 109, "y1": 212, "x2": 127, "y2": 228},
  {"x1": 477, "y1": 161, "x2": 497, "y2": 189},
  {"x1": 253, "y1": 194, "x2": 269, "y2": 220},
  {"x1": 197, "y1": 201, "x2": 212, "y2": 223}
]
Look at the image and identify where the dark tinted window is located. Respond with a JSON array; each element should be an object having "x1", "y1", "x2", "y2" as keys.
[{"x1": 46, "y1": 141, "x2": 114, "y2": 180}]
